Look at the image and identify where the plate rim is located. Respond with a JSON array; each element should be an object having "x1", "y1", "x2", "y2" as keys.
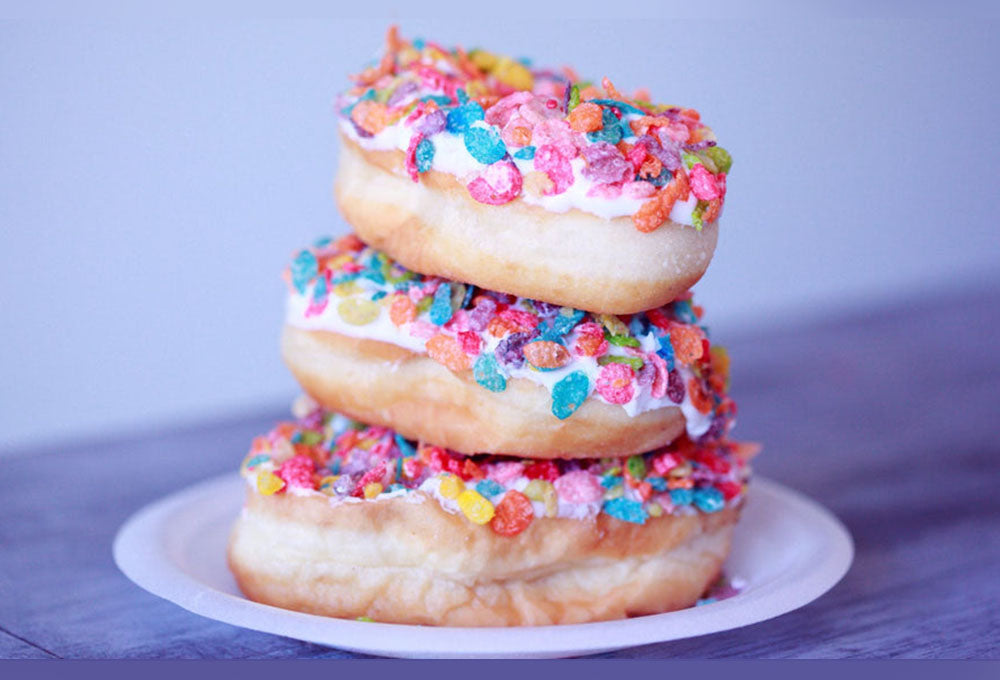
[{"x1": 113, "y1": 473, "x2": 853, "y2": 658}]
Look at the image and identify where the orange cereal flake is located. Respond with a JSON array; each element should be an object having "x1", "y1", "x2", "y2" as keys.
[
  {"x1": 523, "y1": 341, "x2": 571, "y2": 369},
  {"x1": 669, "y1": 324, "x2": 705, "y2": 364},
  {"x1": 688, "y1": 378, "x2": 714, "y2": 414},
  {"x1": 389, "y1": 294, "x2": 417, "y2": 326},
  {"x1": 350, "y1": 100, "x2": 390, "y2": 135},
  {"x1": 427, "y1": 334, "x2": 471, "y2": 371},
  {"x1": 567, "y1": 102, "x2": 603, "y2": 132}
]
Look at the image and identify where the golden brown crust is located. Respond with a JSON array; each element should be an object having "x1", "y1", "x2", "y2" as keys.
[
  {"x1": 281, "y1": 324, "x2": 686, "y2": 459},
  {"x1": 334, "y1": 137, "x2": 718, "y2": 315},
  {"x1": 228, "y1": 488, "x2": 740, "y2": 626}
]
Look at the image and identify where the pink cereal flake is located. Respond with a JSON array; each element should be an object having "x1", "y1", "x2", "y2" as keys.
[
  {"x1": 369, "y1": 438, "x2": 392, "y2": 458},
  {"x1": 531, "y1": 119, "x2": 579, "y2": 158},
  {"x1": 652, "y1": 452, "x2": 680, "y2": 475},
  {"x1": 404, "y1": 132, "x2": 423, "y2": 182},
  {"x1": 457, "y1": 330, "x2": 482, "y2": 355},
  {"x1": 689, "y1": 164, "x2": 721, "y2": 201},
  {"x1": 484, "y1": 91, "x2": 534, "y2": 127},
  {"x1": 518, "y1": 96, "x2": 562, "y2": 126},
  {"x1": 554, "y1": 470, "x2": 604, "y2": 503},
  {"x1": 467, "y1": 160, "x2": 523, "y2": 205},
  {"x1": 596, "y1": 362, "x2": 636, "y2": 404},
  {"x1": 276, "y1": 454, "x2": 316, "y2": 489},
  {"x1": 660, "y1": 120, "x2": 691, "y2": 144},
  {"x1": 444, "y1": 309, "x2": 470, "y2": 333},
  {"x1": 648, "y1": 352, "x2": 669, "y2": 399},
  {"x1": 533, "y1": 144, "x2": 574, "y2": 195},
  {"x1": 488, "y1": 461, "x2": 525, "y2": 484}
]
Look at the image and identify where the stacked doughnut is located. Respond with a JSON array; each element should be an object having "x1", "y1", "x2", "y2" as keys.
[{"x1": 228, "y1": 28, "x2": 756, "y2": 627}]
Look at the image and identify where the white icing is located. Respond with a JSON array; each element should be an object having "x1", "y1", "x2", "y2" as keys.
[
  {"x1": 286, "y1": 284, "x2": 715, "y2": 435},
  {"x1": 340, "y1": 115, "x2": 699, "y2": 225}
]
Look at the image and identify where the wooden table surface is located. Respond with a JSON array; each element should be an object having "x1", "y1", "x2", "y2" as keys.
[{"x1": 2, "y1": 283, "x2": 998, "y2": 659}]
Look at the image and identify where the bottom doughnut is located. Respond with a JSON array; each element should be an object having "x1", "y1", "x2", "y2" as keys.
[
  {"x1": 226, "y1": 401, "x2": 753, "y2": 626},
  {"x1": 228, "y1": 491, "x2": 738, "y2": 627}
]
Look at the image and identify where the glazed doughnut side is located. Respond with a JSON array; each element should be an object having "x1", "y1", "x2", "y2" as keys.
[
  {"x1": 335, "y1": 139, "x2": 719, "y2": 315},
  {"x1": 228, "y1": 490, "x2": 739, "y2": 626},
  {"x1": 281, "y1": 324, "x2": 686, "y2": 458}
]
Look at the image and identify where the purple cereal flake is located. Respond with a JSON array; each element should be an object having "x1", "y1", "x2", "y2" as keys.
[
  {"x1": 643, "y1": 133, "x2": 682, "y2": 171},
  {"x1": 331, "y1": 474, "x2": 355, "y2": 496},
  {"x1": 494, "y1": 329, "x2": 540, "y2": 369},
  {"x1": 697, "y1": 414, "x2": 729, "y2": 443},
  {"x1": 416, "y1": 108, "x2": 447, "y2": 136},
  {"x1": 683, "y1": 140, "x2": 717, "y2": 151},
  {"x1": 637, "y1": 361, "x2": 655, "y2": 387},
  {"x1": 580, "y1": 142, "x2": 631, "y2": 184},
  {"x1": 487, "y1": 291, "x2": 517, "y2": 305},
  {"x1": 466, "y1": 297, "x2": 497, "y2": 332},
  {"x1": 349, "y1": 118, "x2": 373, "y2": 139},
  {"x1": 341, "y1": 450, "x2": 373, "y2": 475},
  {"x1": 387, "y1": 82, "x2": 418, "y2": 108},
  {"x1": 531, "y1": 300, "x2": 560, "y2": 317},
  {"x1": 666, "y1": 369, "x2": 685, "y2": 404}
]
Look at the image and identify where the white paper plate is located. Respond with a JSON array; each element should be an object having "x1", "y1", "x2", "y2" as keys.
[{"x1": 113, "y1": 474, "x2": 852, "y2": 658}]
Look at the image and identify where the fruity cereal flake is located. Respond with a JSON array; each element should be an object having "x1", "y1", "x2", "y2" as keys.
[
  {"x1": 284, "y1": 234, "x2": 736, "y2": 439},
  {"x1": 338, "y1": 27, "x2": 731, "y2": 233},
  {"x1": 240, "y1": 399, "x2": 756, "y2": 536}
]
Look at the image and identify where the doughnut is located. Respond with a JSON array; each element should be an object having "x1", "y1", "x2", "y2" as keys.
[
  {"x1": 282, "y1": 235, "x2": 735, "y2": 458},
  {"x1": 332, "y1": 28, "x2": 731, "y2": 315},
  {"x1": 227, "y1": 403, "x2": 755, "y2": 626}
]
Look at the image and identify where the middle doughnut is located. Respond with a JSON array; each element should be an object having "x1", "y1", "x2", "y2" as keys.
[{"x1": 282, "y1": 234, "x2": 734, "y2": 459}]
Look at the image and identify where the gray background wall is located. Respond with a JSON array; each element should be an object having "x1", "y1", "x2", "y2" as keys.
[{"x1": 2, "y1": 10, "x2": 998, "y2": 451}]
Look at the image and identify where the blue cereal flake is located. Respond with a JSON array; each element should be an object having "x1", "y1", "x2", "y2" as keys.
[
  {"x1": 586, "y1": 98, "x2": 648, "y2": 116},
  {"x1": 629, "y1": 315, "x2": 650, "y2": 338},
  {"x1": 464, "y1": 126, "x2": 507, "y2": 164},
  {"x1": 308, "y1": 275, "x2": 329, "y2": 313},
  {"x1": 476, "y1": 479, "x2": 505, "y2": 498},
  {"x1": 313, "y1": 236, "x2": 333, "y2": 248},
  {"x1": 370, "y1": 290, "x2": 387, "y2": 302},
  {"x1": 647, "y1": 167, "x2": 673, "y2": 187},
  {"x1": 473, "y1": 353, "x2": 507, "y2": 392},
  {"x1": 600, "y1": 474, "x2": 622, "y2": 489},
  {"x1": 647, "y1": 476, "x2": 668, "y2": 492},
  {"x1": 551, "y1": 308, "x2": 585, "y2": 336},
  {"x1": 671, "y1": 299, "x2": 697, "y2": 324},
  {"x1": 670, "y1": 488, "x2": 694, "y2": 506},
  {"x1": 693, "y1": 487, "x2": 725, "y2": 513},
  {"x1": 429, "y1": 282, "x2": 454, "y2": 325},
  {"x1": 394, "y1": 433, "x2": 415, "y2": 457},
  {"x1": 421, "y1": 94, "x2": 451, "y2": 106},
  {"x1": 587, "y1": 107, "x2": 625, "y2": 145},
  {"x1": 603, "y1": 497, "x2": 648, "y2": 524},
  {"x1": 290, "y1": 249, "x2": 318, "y2": 294},
  {"x1": 513, "y1": 145, "x2": 536, "y2": 160},
  {"x1": 415, "y1": 137, "x2": 435, "y2": 173},
  {"x1": 551, "y1": 370, "x2": 590, "y2": 420},
  {"x1": 656, "y1": 333, "x2": 676, "y2": 371},
  {"x1": 245, "y1": 454, "x2": 270, "y2": 470},
  {"x1": 461, "y1": 283, "x2": 475, "y2": 308},
  {"x1": 446, "y1": 101, "x2": 485, "y2": 133}
]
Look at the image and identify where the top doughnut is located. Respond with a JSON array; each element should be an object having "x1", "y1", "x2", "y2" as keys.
[{"x1": 334, "y1": 28, "x2": 732, "y2": 315}]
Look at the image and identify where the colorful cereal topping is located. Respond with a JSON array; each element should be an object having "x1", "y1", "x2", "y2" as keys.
[
  {"x1": 338, "y1": 27, "x2": 730, "y2": 231},
  {"x1": 285, "y1": 235, "x2": 736, "y2": 438},
  {"x1": 239, "y1": 399, "x2": 755, "y2": 536}
]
